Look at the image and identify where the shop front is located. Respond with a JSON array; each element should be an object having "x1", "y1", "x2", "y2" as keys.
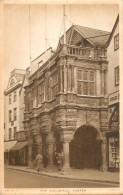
[{"x1": 107, "y1": 103, "x2": 119, "y2": 171}]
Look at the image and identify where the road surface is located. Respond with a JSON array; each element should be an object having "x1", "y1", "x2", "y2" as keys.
[{"x1": 4, "y1": 168, "x2": 119, "y2": 188}]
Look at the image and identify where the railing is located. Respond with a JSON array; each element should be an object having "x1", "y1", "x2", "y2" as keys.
[{"x1": 67, "y1": 46, "x2": 107, "y2": 60}]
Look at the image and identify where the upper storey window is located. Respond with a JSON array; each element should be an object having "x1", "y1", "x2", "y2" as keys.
[
  {"x1": 10, "y1": 79, "x2": 15, "y2": 86},
  {"x1": 115, "y1": 66, "x2": 119, "y2": 86},
  {"x1": 49, "y1": 73, "x2": 58, "y2": 100},
  {"x1": 114, "y1": 34, "x2": 119, "y2": 51},
  {"x1": 39, "y1": 83, "x2": 44, "y2": 103},
  {"x1": 77, "y1": 69, "x2": 96, "y2": 96},
  {"x1": 9, "y1": 94, "x2": 12, "y2": 104},
  {"x1": 13, "y1": 91, "x2": 17, "y2": 102}
]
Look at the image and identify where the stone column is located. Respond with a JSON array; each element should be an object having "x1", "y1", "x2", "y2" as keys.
[
  {"x1": 104, "y1": 69, "x2": 108, "y2": 95},
  {"x1": 64, "y1": 63, "x2": 67, "y2": 93},
  {"x1": 71, "y1": 65, "x2": 74, "y2": 93},
  {"x1": 67, "y1": 65, "x2": 71, "y2": 92},
  {"x1": 36, "y1": 134, "x2": 43, "y2": 155},
  {"x1": 62, "y1": 141, "x2": 71, "y2": 172},
  {"x1": 59, "y1": 65, "x2": 63, "y2": 93},
  {"x1": 100, "y1": 139, "x2": 107, "y2": 171},
  {"x1": 28, "y1": 136, "x2": 33, "y2": 168},
  {"x1": 74, "y1": 66, "x2": 77, "y2": 94},
  {"x1": 28, "y1": 145, "x2": 33, "y2": 167},
  {"x1": 47, "y1": 141, "x2": 54, "y2": 167},
  {"x1": 46, "y1": 132, "x2": 57, "y2": 171},
  {"x1": 61, "y1": 132, "x2": 73, "y2": 172},
  {"x1": 101, "y1": 70, "x2": 105, "y2": 96}
]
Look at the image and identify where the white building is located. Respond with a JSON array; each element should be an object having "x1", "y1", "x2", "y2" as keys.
[
  {"x1": 4, "y1": 69, "x2": 26, "y2": 141},
  {"x1": 107, "y1": 15, "x2": 119, "y2": 171}
]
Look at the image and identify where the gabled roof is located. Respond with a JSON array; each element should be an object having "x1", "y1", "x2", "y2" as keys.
[
  {"x1": 14, "y1": 74, "x2": 24, "y2": 82},
  {"x1": 58, "y1": 25, "x2": 110, "y2": 48},
  {"x1": 106, "y1": 14, "x2": 119, "y2": 47}
]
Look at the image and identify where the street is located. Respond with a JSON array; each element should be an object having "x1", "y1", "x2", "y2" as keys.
[{"x1": 4, "y1": 168, "x2": 119, "y2": 188}]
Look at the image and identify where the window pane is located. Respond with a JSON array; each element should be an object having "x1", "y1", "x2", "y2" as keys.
[
  {"x1": 78, "y1": 81, "x2": 82, "y2": 94},
  {"x1": 115, "y1": 66, "x2": 119, "y2": 85},
  {"x1": 114, "y1": 34, "x2": 119, "y2": 50},
  {"x1": 77, "y1": 70, "x2": 82, "y2": 80},
  {"x1": 90, "y1": 71, "x2": 95, "y2": 81},
  {"x1": 83, "y1": 82, "x2": 88, "y2": 95},
  {"x1": 83, "y1": 71, "x2": 88, "y2": 80},
  {"x1": 90, "y1": 82, "x2": 95, "y2": 96}
]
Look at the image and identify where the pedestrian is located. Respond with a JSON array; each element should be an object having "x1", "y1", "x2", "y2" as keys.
[
  {"x1": 56, "y1": 153, "x2": 63, "y2": 171},
  {"x1": 35, "y1": 154, "x2": 43, "y2": 173}
]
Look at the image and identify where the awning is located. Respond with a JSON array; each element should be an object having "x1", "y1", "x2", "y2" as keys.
[
  {"x1": 10, "y1": 141, "x2": 27, "y2": 151},
  {"x1": 4, "y1": 141, "x2": 17, "y2": 152}
]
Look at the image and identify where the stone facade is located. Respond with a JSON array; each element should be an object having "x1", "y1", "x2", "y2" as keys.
[{"x1": 24, "y1": 25, "x2": 110, "y2": 172}]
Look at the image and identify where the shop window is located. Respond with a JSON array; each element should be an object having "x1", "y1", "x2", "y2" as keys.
[
  {"x1": 115, "y1": 66, "x2": 119, "y2": 86},
  {"x1": 109, "y1": 137, "x2": 119, "y2": 169},
  {"x1": 14, "y1": 108, "x2": 17, "y2": 121},
  {"x1": 77, "y1": 69, "x2": 96, "y2": 96},
  {"x1": 114, "y1": 34, "x2": 119, "y2": 51},
  {"x1": 9, "y1": 110, "x2": 12, "y2": 122},
  {"x1": 13, "y1": 91, "x2": 17, "y2": 102},
  {"x1": 9, "y1": 94, "x2": 12, "y2": 104},
  {"x1": 9, "y1": 128, "x2": 12, "y2": 140}
]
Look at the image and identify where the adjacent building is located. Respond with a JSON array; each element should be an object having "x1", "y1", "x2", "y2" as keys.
[
  {"x1": 24, "y1": 25, "x2": 110, "y2": 171},
  {"x1": 4, "y1": 69, "x2": 29, "y2": 165},
  {"x1": 107, "y1": 15, "x2": 119, "y2": 171}
]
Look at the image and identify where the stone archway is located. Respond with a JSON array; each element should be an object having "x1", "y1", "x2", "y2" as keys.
[{"x1": 70, "y1": 125, "x2": 102, "y2": 170}]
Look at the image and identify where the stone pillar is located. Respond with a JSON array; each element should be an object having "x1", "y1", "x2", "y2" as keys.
[
  {"x1": 64, "y1": 63, "x2": 67, "y2": 93},
  {"x1": 47, "y1": 142, "x2": 54, "y2": 167},
  {"x1": 104, "y1": 69, "x2": 108, "y2": 95},
  {"x1": 44, "y1": 72, "x2": 49, "y2": 101},
  {"x1": 35, "y1": 132, "x2": 43, "y2": 155},
  {"x1": 74, "y1": 66, "x2": 77, "y2": 94},
  {"x1": 71, "y1": 65, "x2": 74, "y2": 93},
  {"x1": 62, "y1": 141, "x2": 71, "y2": 172},
  {"x1": 59, "y1": 65, "x2": 63, "y2": 93},
  {"x1": 100, "y1": 139, "x2": 107, "y2": 171},
  {"x1": 101, "y1": 70, "x2": 105, "y2": 96},
  {"x1": 67, "y1": 65, "x2": 71, "y2": 92},
  {"x1": 28, "y1": 145, "x2": 33, "y2": 167},
  {"x1": 28, "y1": 136, "x2": 33, "y2": 168},
  {"x1": 61, "y1": 132, "x2": 73, "y2": 172},
  {"x1": 46, "y1": 132, "x2": 57, "y2": 171}
]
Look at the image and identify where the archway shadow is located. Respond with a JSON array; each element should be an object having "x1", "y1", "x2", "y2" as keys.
[{"x1": 70, "y1": 125, "x2": 102, "y2": 170}]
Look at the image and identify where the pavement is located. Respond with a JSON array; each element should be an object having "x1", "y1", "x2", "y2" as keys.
[{"x1": 5, "y1": 165, "x2": 119, "y2": 184}]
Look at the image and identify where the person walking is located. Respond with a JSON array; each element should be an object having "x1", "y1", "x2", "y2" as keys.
[
  {"x1": 35, "y1": 154, "x2": 43, "y2": 173},
  {"x1": 56, "y1": 153, "x2": 63, "y2": 171}
]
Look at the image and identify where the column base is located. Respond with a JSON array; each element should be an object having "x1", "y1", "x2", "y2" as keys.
[
  {"x1": 61, "y1": 166, "x2": 72, "y2": 174},
  {"x1": 100, "y1": 165, "x2": 107, "y2": 172},
  {"x1": 45, "y1": 165, "x2": 58, "y2": 172},
  {"x1": 27, "y1": 161, "x2": 34, "y2": 168}
]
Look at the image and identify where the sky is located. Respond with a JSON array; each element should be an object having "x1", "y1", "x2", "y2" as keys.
[{"x1": 4, "y1": 3, "x2": 119, "y2": 88}]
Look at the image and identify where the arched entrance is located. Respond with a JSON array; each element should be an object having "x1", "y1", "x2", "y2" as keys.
[{"x1": 70, "y1": 125, "x2": 102, "y2": 169}]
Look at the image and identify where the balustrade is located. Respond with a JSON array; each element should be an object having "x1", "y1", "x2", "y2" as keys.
[{"x1": 67, "y1": 46, "x2": 107, "y2": 60}]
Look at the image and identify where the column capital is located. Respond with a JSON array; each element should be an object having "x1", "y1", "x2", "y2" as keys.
[{"x1": 60, "y1": 131, "x2": 73, "y2": 143}]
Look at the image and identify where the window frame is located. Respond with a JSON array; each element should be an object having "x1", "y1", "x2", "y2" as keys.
[
  {"x1": 13, "y1": 107, "x2": 17, "y2": 121},
  {"x1": 114, "y1": 34, "x2": 119, "y2": 51},
  {"x1": 9, "y1": 110, "x2": 12, "y2": 122},
  {"x1": 9, "y1": 128, "x2": 12, "y2": 140},
  {"x1": 115, "y1": 66, "x2": 119, "y2": 86},
  {"x1": 77, "y1": 69, "x2": 96, "y2": 96},
  {"x1": 9, "y1": 94, "x2": 12, "y2": 104},
  {"x1": 13, "y1": 91, "x2": 17, "y2": 102}
]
